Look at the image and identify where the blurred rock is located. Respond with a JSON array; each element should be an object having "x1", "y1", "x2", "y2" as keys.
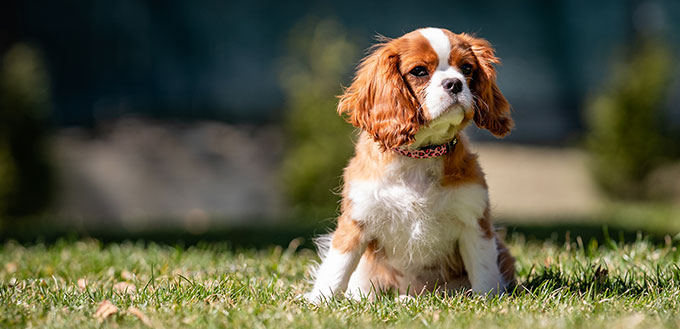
[
  {"x1": 645, "y1": 162, "x2": 680, "y2": 203},
  {"x1": 52, "y1": 118, "x2": 283, "y2": 231},
  {"x1": 474, "y1": 142, "x2": 603, "y2": 220}
]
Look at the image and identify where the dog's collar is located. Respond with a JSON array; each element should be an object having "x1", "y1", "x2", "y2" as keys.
[{"x1": 393, "y1": 137, "x2": 458, "y2": 159}]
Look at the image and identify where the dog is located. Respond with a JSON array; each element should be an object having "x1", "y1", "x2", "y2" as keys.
[{"x1": 306, "y1": 27, "x2": 515, "y2": 303}]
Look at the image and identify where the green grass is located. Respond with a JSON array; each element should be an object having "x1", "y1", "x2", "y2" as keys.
[{"x1": 2, "y1": 235, "x2": 680, "y2": 329}]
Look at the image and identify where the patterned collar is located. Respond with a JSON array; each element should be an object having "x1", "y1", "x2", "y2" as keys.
[{"x1": 393, "y1": 137, "x2": 458, "y2": 159}]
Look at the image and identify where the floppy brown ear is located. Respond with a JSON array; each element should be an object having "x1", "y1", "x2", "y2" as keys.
[
  {"x1": 337, "y1": 42, "x2": 424, "y2": 150},
  {"x1": 467, "y1": 35, "x2": 513, "y2": 137}
]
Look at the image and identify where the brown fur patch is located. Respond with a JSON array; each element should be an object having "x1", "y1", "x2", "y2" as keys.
[
  {"x1": 337, "y1": 35, "x2": 426, "y2": 150},
  {"x1": 454, "y1": 33, "x2": 514, "y2": 137},
  {"x1": 478, "y1": 207, "x2": 494, "y2": 240},
  {"x1": 495, "y1": 237, "x2": 516, "y2": 285},
  {"x1": 441, "y1": 135, "x2": 487, "y2": 187},
  {"x1": 331, "y1": 214, "x2": 364, "y2": 253},
  {"x1": 361, "y1": 241, "x2": 401, "y2": 291},
  {"x1": 343, "y1": 132, "x2": 397, "y2": 182}
]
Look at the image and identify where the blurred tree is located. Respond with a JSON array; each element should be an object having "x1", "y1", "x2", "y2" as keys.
[
  {"x1": 586, "y1": 39, "x2": 677, "y2": 199},
  {"x1": 0, "y1": 44, "x2": 53, "y2": 227},
  {"x1": 278, "y1": 18, "x2": 359, "y2": 218}
]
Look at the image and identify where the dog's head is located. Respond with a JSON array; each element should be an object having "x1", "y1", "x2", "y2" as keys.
[{"x1": 338, "y1": 28, "x2": 513, "y2": 150}]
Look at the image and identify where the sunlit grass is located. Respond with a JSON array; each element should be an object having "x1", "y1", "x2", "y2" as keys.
[{"x1": 1, "y1": 236, "x2": 680, "y2": 328}]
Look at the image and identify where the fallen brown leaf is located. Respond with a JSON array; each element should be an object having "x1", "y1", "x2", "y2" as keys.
[
  {"x1": 121, "y1": 270, "x2": 134, "y2": 281},
  {"x1": 4, "y1": 262, "x2": 17, "y2": 274},
  {"x1": 432, "y1": 310, "x2": 441, "y2": 322},
  {"x1": 77, "y1": 278, "x2": 87, "y2": 291},
  {"x1": 127, "y1": 306, "x2": 153, "y2": 327},
  {"x1": 94, "y1": 300, "x2": 118, "y2": 322},
  {"x1": 114, "y1": 282, "x2": 136, "y2": 294}
]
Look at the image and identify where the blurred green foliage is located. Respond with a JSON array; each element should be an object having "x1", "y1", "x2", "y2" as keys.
[
  {"x1": 586, "y1": 39, "x2": 678, "y2": 200},
  {"x1": 0, "y1": 44, "x2": 53, "y2": 226},
  {"x1": 278, "y1": 18, "x2": 359, "y2": 217}
]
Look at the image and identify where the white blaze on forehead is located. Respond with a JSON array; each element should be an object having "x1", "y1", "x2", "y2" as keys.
[
  {"x1": 416, "y1": 28, "x2": 473, "y2": 138},
  {"x1": 419, "y1": 28, "x2": 451, "y2": 69}
]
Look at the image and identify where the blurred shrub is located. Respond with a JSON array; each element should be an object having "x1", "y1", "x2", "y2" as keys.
[
  {"x1": 0, "y1": 44, "x2": 53, "y2": 226},
  {"x1": 278, "y1": 18, "x2": 359, "y2": 217},
  {"x1": 586, "y1": 40, "x2": 677, "y2": 199}
]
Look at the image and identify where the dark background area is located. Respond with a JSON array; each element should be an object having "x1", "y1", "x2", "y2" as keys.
[{"x1": 4, "y1": 0, "x2": 679, "y2": 142}]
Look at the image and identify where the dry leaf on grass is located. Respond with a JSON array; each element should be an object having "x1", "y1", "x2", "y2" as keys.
[
  {"x1": 432, "y1": 310, "x2": 441, "y2": 322},
  {"x1": 4, "y1": 262, "x2": 17, "y2": 274},
  {"x1": 121, "y1": 269, "x2": 134, "y2": 281},
  {"x1": 77, "y1": 278, "x2": 87, "y2": 291},
  {"x1": 94, "y1": 300, "x2": 118, "y2": 322},
  {"x1": 128, "y1": 306, "x2": 153, "y2": 327},
  {"x1": 613, "y1": 313, "x2": 645, "y2": 329},
  {"x1": 114, "y1": 282, "x2": 136, "y2": 294}
]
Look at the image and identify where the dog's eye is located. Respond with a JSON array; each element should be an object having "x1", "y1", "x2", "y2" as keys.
[
  {"x1": 409, "y1": 66, "x2": 428, "y2": 77},
  {"x1": 460, "y1": 64, "x2": 473, "y2": 76}
]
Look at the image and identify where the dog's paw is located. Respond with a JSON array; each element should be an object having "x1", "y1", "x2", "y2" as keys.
[
  {"x1": 397, "y1": 294, "x2": 415, "y2": 304},
  {"x1": 344, "y1": 287, "x2": 372, "y2": 302},
  {"x1": 303, "y1": 291, "x2": 326, "y2": 305}
]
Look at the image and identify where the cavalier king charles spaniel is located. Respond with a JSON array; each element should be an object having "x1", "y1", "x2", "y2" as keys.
[{"x1": 306, "y1": 27, "x2": 515, "y2": 303}]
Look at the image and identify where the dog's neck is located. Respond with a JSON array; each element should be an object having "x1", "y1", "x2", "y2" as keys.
[
  {"x1": 347, "y1": 132, "x2": 482, "y2": 186},
  {"x1": 392, "y1": 137, "x2": 458, "y2": 159}
]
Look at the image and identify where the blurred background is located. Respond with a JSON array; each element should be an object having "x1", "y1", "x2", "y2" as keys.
[{"x1": 0, "y1": 0, "x2": 679, "y2": 244}]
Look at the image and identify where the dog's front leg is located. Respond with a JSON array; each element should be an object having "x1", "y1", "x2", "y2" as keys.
[
  {"x1": 459, "y1": 220, "x2": 503, "y2": 295},
  {"x1": 306, "y1": 216, "x2": 367, "y2": 304}
]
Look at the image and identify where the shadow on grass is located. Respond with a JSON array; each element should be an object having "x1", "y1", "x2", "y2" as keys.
[
  {"x1": 1, "y1": 216, "x2": 678, "y2": 249},
  {"x1": 505, "y1": 221, "x2": 676, "y2": 245},
  {"x1": 506, "y1": 219, "x2": 680, "y2": 297},
  {"x1": 517, "y1": 259, "x2": 680, "y2": 297},
  {"x1": 0, "y1": 220, "x2": 327, "y2": 249}
]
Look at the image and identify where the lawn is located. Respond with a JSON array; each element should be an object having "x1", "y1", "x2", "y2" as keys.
[{"x1": 1, "y1": 233, "x2": 680, "y2": 329}]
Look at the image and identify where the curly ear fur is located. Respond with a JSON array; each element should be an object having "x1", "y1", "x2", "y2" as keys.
[
  {"x1": 337, "y1": 42, "x2": 425, "y2": 150},
  {"x1": 465, "y1": 35, "x2": 513, "y2": 137}
]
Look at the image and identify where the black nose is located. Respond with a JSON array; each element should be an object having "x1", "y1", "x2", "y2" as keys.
[{"x1": 442, "y1": 78, "x2": 463, "y2": 94}]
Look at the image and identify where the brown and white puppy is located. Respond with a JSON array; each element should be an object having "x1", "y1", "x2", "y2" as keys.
[{"x1": 306, "y1": 27, "x2": 515, "y2": 302}]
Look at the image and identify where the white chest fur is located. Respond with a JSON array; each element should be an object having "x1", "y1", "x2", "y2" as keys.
[{"x1": 347, "y1": 157, "x2": 489, "y2": 269}]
